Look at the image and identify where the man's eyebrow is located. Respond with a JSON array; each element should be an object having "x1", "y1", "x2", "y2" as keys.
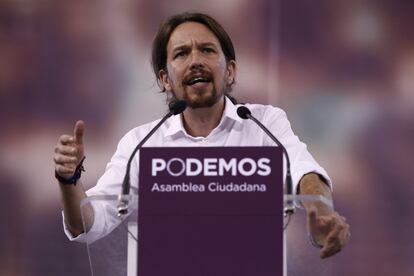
[
  {"x1": 172, "y1": 42, "x2": 219, "y2": 52},
  {"x1": 198, "y1": 42, "x2": 219, "y2": 48},
  {"x1": 172, "y1": 45, "x2": 189, "y2": 52}
]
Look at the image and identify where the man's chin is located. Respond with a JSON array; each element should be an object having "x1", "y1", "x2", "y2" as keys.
[
  {"x1": 171, "y1": 87, "x2": 223, "y2": 109},
  {"x1": 185, "y1": 94, "x2": 220, "y2": 109},
  {"x1": 187, "y1": 101, "x2": 214, "y2": 109}
]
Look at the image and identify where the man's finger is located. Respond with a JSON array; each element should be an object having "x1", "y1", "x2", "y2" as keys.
[
  {"x1": 54, "y1": 154, "x2": 78, "y2": 165},
  {"x1": 55, "y1": 145, "x2": 77, "y2": 155},
  {"x1": 340, "y1": 223, "x2": 351, "y2": 245},
  {"x1": 319, "y1": 219, "x2": 346, "y2": 258},
  {"x1": 320, "y1": 241, "x2": 341, "y2": 259},
  {"x1": 325, "y1": 219, "x2": 344, "y2": 242},
  {"x1": 59, "y1": 135, "x2": 75, "y2": 145},
  {"x1": 55, "y1": 164, "x2": 76, "y2": 175},
  {"x1": 74, "y1": 120, "x2": 85, "y2": 144}
]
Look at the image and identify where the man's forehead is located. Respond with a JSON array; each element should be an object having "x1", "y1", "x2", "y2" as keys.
[{"x1": 167, "y1": 22, "x2": 220, "y2": 49}]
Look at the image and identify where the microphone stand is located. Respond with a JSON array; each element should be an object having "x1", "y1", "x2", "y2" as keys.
[
  {"x1": 117, "y1": 101, "x2": 187, "y2": 216},
  {"x1": 236, "y1": 106, "x2": 295, "y2": 216}
]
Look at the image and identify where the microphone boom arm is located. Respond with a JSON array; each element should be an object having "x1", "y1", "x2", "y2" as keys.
[
  {"x1": 237, "y1": 106, "x2": 295, "y2": 215},
  {"x1": 117, "y1": 101, "x2": 187, "y2": 216}
]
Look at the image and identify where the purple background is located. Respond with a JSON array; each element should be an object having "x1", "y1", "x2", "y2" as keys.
[{"x1": 1, "y1": 0, "x2": 413, "y2": 275}]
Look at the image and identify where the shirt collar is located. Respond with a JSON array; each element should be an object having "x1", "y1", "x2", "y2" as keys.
[{"x1": 164, "y1": 96, "x2": 243, "y2": 137}]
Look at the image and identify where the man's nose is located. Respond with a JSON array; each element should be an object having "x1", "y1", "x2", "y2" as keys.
[{"x1": 189, "y1": 51, "x2": 204, "y2": 70}]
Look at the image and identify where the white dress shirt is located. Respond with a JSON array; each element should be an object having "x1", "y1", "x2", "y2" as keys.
[{"x1": 63, "y1": 96, "x2": 331, "y2": 243}]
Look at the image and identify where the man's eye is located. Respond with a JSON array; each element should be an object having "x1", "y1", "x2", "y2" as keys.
[
  {"x1": 203, "y1": 48, "x2": 215, "y2": 53},
  {"x1": 174, "y1": 51, "x2": 187, "y2": 59}
]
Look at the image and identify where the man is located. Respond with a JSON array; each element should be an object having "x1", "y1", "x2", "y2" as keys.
[{"x1": 54, "y1": 12, "x2": 350, "y2": 259}]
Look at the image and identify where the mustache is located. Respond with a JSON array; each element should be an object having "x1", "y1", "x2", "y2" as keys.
[{"x1": 182, "y1": 69, "x2": 213, "y2": 85}]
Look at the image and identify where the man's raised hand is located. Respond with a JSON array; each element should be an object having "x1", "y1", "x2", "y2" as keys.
[{"x1": 54, "y1": 120, "x2": 85, "y2": 180}]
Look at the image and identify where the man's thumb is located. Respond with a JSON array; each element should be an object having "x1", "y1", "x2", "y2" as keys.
[{"x1": 74, "y1": 120, "x2": 85, "y2": 144}]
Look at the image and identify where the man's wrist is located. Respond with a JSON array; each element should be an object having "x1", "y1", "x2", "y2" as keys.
[
  {"x1": 308, "y1": 233, "x2": 324, "y2": 249},
  {"x1": 55, "y1": 156, "x2": 86, "y2": 185}
]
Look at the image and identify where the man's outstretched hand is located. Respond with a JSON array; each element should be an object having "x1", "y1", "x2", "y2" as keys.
[{"x1": 307, "y1": 206, "x2": 350, "y2": 259}]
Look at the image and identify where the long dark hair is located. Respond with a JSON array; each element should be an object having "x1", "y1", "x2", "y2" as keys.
[{"x1": 151, "y1": 12, "x2": 238, "y2": 104}]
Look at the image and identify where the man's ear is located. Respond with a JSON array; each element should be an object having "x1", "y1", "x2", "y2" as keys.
[
  {"x1": 159, "y1": 69, "x2": 171, "y2": 91},
  {"x1": 226, "y1": 60, "x2": 236, "y2": 85}
]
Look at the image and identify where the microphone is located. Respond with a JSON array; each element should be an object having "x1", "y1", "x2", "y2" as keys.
[
  {"x1": 237, "y1": 106, "x2": 295, "y2": 215},
  {"x1": 117, "y1": 100, "x2": 187, "y2": 216}
]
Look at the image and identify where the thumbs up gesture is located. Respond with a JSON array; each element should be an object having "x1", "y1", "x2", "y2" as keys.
[{"x1": 54, "y1": 120, "x2": 85, "y2": 179}]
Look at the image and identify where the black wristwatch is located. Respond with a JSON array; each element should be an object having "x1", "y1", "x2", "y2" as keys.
[{"x1": 55, "y1": 156, "x2": 86, "y2": 185}]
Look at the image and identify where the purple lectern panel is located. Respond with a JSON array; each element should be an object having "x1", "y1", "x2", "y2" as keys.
[{"x1": 138, "y1": 147, "x2": 283, "y2": 276}]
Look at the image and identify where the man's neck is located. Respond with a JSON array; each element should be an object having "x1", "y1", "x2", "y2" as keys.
[{"x1": 182, "y1": 97, "x2": 225, "y2": 138}]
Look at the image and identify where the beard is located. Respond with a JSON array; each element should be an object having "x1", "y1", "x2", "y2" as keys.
[
  {"x1": 181, "y1": 87, "x2": 220, "y2": 109},
  {"x1": 169, "y1": 77, "x2": 229, "y2": 109}
]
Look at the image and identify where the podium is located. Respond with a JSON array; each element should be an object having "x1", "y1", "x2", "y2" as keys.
[
  {"x1": 80, "y1": 147, "x2": 334, "y2": 275},
  {"x1": 80, "y1": 193, "x2": 333, "y2": 276}
]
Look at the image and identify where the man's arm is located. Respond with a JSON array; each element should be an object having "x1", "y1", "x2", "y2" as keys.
[
  {"x1": 298, "y1": 173, "x2": 350, "y2": 259},
  {"x1": 54, "y1": 120, "x2": 93, "y2": 236},
  {"x1": 58, "y1": 180, "x2": 93, "y2": 236}
]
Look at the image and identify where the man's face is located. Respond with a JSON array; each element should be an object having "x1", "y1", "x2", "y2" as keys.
[{"x1": 159, "y1": 22, "x2": 236, "y2": 109}]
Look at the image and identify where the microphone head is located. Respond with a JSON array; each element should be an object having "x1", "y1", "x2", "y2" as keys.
[
  {"x1": 237, "y1": 106, "x2": 251, "y2": 119},
  {"x1": 169, "y1": 100, "x2": 187, "y2": 115}
]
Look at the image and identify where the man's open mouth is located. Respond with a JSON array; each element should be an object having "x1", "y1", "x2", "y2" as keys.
[{"x1": 185, "y1": 75, "x2": 212, "y2": 86}]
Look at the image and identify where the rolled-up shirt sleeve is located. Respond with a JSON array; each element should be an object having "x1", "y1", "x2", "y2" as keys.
[
  {"x1": 263, "y1": 108, "x2": 332, "y2": 193},
  {"x1": 62, "y1": 197, "x2": 107, "y2": 243}
]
